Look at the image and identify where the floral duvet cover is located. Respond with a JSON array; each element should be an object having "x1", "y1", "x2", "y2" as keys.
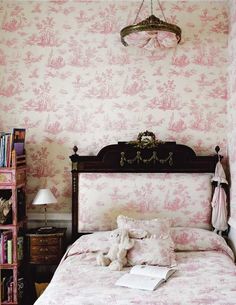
[{"x1": 34, "y1": 229, "x2": 236, "y2": 305}]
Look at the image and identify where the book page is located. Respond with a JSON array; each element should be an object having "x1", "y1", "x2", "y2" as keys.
[
  {"x1": 115, "y1": 273, "x2": 163, "y2": 291},
  {"x1": 130, "y1": 265, "x2": 176, "y2": 280}
]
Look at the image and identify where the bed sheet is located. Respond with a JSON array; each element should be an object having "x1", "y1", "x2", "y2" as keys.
[{"x1": 34, "y1": 240, "x2": 236, "y2": 305}]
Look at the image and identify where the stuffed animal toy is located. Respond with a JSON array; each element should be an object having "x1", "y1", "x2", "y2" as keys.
[
  {"x1": 0, "y1": 197, "x2": 12, "y2": 224},
  {"x1": 96, "y1": 228, "x2": 134, "y2": 271}
]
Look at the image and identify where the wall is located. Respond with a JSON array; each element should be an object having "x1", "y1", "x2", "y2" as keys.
[
  {"x1": 228, "y1": 0, "x2": 236, "y2": 251},
  {"x1": 0, "y1": 1, "x2": 228, "y2": 227}
]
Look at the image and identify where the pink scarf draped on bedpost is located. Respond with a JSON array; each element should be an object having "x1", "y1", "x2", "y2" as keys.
[{"x1": 211, "y1": 159, "x2": 228, "y2": 234}]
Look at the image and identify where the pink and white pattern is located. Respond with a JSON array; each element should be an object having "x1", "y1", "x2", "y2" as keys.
[
  {"x1": 78, "y1": 173, "x2": 213, "y2": 231},
  {"x1": 34, "y1": 229, "x2": 236, "y2": 305},
  {"x1": 127, "y1": 237, "x2": 176, "y2": 267},
  {"x1": 228, "y1": 1, "x2": 236, "y2": 226},
  {"x1": 171, "y1": 227, "x2": 234, "y2": 259},
  {"x1": 0, "y1": 1, "x2": 228, "y2": 214}
]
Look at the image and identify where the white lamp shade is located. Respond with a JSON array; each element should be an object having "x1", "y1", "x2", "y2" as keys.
[{"x1": 32, "y1": 189, "x2": 57, "y2": 206}]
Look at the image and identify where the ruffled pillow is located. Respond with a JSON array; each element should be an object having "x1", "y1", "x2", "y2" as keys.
[
  {"x1": 117, "y1": 215, "x2": 171, "y2": 238},
  {"x1": 127, "y1": 236, "x2": 176, "y2": 267},
  {"x1": 117, "y1": 215, "x2": 175, "y2": 267}
]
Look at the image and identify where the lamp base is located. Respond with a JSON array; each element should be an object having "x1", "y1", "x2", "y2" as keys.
[{"x1": 37, "y1": 226, "x2": 57, "y2": 234}]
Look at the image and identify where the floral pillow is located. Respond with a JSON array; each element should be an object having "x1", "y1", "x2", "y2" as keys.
[
  {"x1": 170, "y1": 227, "x2": 234, "y2": 260},
  {"x1": 127, "y1": 235, "x2": 176, "y2": 267},
  {"x1": 67, "y1": 231, "x2": 111, "y2": 256},
  {"x1": 117, "y1": 215, "x2": 171, "y2": 238},
  {"x1": 117, "y1": 215, "x2": 175, "y2": 267}
]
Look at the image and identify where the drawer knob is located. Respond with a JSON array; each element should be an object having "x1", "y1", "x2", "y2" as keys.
[{"x1": 40, "y1": 248, "x2": 48, "y2": 252}]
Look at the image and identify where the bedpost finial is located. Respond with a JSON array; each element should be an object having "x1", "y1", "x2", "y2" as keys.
[
  {"x1": 215, "y1": 146, "x2": 223, "y2": 161},
  {"x1": 73, "y1": 145, "x2": 78, "y2": 155},
  {"x1": 215, "y1": 146, "x2": 220, "y2": 154}
]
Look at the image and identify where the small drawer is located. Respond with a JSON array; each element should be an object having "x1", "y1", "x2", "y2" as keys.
[
  {"x1": 0, "y1": 171, "x2": 13, "y2": 185},
  {"x1": 31, "y1": 245, "x2": 59, "y2": 255},
  {"x1": 30, "y1": 254, "x2": 59, "y2": 264},
  {"x1": 31, "y1": 236, "x2": 59, "y2": 246}
]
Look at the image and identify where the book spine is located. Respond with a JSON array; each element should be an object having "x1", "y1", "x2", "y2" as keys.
[
  {"x1": 1, "y1": 234, "x2": 4, "y2": 264},
  {"x1": 0, "y1": 236, "x2": 2, "y2": 264},
  {"x1": 7, "y1": 281, "x2": 13, "y2": 302},
  {"x1": 2, "y1": 233, "x2": 8, "y2": 263},
  {"x1": 17, "y1": 236, "x2": 23, "y2": 261},
  {"x1": 7, "y1": 239, "x2": 12, "y2": 264},
  {"x1": 18, "y1": 277, "x2": 24, "y2": 300},
  {"x1": 0, "y1": 136, "x2": 3, "y2": 167}
]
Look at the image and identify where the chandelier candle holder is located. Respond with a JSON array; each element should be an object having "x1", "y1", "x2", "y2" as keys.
[{"x1": 120, "y1": 0, "x2": 182, "y2": 51}]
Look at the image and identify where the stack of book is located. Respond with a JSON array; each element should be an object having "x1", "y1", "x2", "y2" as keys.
[
  {"x1": 0, "y1": 230, "x2": 24, "y2": 264},
  {"x1": 0, "y1": 128, "x2": 26, "y2": 167},
  {"x1": 1, "y1": 275, "x2": 24, "y2": 303}
]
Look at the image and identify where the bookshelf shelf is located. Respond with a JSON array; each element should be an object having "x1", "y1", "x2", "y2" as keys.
[
  {"x1": 0, "y1": 147, "x2": 26, "y2": 305},
  {"x1": 0, "y1": 263, "x2": 18, "y2": 268},
  {"x1": 0, "y1": 219, "x2": 27, "y2": 230}
]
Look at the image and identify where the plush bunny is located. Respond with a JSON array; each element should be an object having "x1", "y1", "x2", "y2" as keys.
[{"x1": 97, "y1": 228, "x2": 134, "y2": 271}]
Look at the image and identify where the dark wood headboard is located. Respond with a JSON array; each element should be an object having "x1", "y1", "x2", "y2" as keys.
[{"x1": 70, "y1": 131, "x2": 219, "y2": 241}]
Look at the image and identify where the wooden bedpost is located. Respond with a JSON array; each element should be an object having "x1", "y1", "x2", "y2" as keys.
[{"x1": 69, "y1": 146, "x2": 79, "y2": 242}]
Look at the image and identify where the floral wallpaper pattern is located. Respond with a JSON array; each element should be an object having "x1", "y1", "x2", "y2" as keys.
[
  {"x1": 228, "y1": 0, "x2": 236, "y2": 225},
  {"x1": 0, "y1": 1, "x2": 228, "y2": 214}
]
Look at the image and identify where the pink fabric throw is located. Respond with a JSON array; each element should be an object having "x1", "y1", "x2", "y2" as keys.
[
  {"x1": 211, "y1": 160, "x2": 228, "y2": 231},
  {"x1": 211, "y1": 185, "x2": 228, "y2": 231}
]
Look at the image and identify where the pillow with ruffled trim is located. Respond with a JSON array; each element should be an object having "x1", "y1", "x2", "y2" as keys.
[{"x1": 117, "y1": 215, "x2": 171, "y2": 238}]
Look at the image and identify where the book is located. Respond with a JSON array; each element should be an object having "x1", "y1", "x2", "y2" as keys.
[
  {"x1": 17, "y1": 236, "x2": 24, "y2": 261},
  {"x1": 18, "y1": 277, "x2": 24, "y2": 300},
  {"x1": 115, "y1": 265, "x2": 177, "y2": 291},
  {"x1": 1, "y1": 230, "x2": 12, "y2": 263},
  {"x1": 12, "y1": 128, "x2": 26, "y2": 156},
  {"x1": 7, "y1": 239, "x2": 12, "y2": 264}
]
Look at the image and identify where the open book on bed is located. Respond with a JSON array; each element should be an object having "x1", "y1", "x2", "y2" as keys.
[{"x1": 115, "y1": 265, "x2": 177, "y2": 291}]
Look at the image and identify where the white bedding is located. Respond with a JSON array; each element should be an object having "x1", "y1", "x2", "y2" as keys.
[{"x1": 34, "y1": 229, "x2": 236, "y2": 305}]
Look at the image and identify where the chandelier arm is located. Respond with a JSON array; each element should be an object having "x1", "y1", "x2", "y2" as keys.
[
  {"x1": 158, "y1": 0, "x2": 167, "y2": 22},
  {"x1": 120, "y1": 16, "x2": 182, "y2": 47},
  {"x1": 134, "y1": 0, "x2": 145, "y2": 24}
]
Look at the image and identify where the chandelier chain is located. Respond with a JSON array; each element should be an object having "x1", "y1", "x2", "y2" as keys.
[
  {"x1": 134, "y1": 0, "x2": 145, "y2": 24},
  {"x1": 158, "y1": 0, "x2": 167, "y2": 22}
]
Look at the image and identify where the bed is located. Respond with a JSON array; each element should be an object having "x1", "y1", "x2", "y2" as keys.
[{"x1": 34, "y1": 131, "x2": 236, "y2": 305}]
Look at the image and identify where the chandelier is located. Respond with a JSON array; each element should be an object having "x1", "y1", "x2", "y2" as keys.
[{"x1": 120, "y1": 0, "x2": 182, "y2": 51}]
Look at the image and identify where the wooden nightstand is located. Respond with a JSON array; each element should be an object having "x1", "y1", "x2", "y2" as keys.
[
  {"x1": 25, "y1": 228, "x2": 67, "y2": 304},
  {"x1": 26, "y1": 228, "x2": 67, "y2": 265}
]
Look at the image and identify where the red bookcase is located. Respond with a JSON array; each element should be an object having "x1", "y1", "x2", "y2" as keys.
[{"x1": 0, "y1": 151, "x2": 27, "y2": 305}]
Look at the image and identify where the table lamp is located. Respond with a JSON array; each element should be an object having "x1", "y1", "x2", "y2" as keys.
[{"x1": 32, "y1": 188, "x2": 57, "y2": 233}]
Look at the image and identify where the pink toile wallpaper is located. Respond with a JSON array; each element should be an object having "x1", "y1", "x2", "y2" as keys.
[
  {"x1": 0, "y1": 1, "x2": 228, "y2": 214},
  {"x1": 228, "y1": 0, "x2": 236, "y2": 225}
]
